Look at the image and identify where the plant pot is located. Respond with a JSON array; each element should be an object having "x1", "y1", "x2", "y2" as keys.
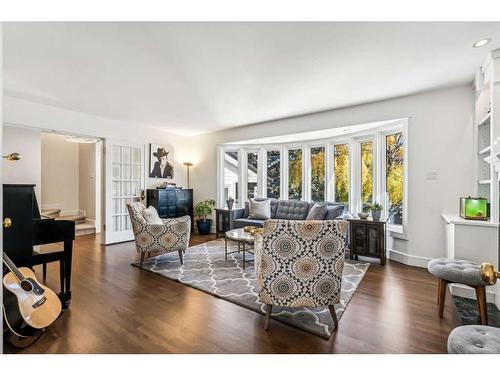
[
  {"x1": 372, "y1": 210, "x2": 382, "y2": 221},
  {"x1": 196, "y1": 219, "x2": 212, "y2": 235}
]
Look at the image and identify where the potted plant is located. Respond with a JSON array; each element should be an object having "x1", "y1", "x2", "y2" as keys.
[
  {"x1": 194, "y1": 199, "x2": 216, "y2": 235},
  {"x1": 370, "y1": 202, "x2": 383, "y2": 221}
]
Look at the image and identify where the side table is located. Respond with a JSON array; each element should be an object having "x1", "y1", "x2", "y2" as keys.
[{"x1": 215, "y1": 208, "x2": 235, "y2": 238}]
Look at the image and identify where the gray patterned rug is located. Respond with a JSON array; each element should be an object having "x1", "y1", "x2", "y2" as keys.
[
  {"x1": 453, "y1": 296, "x2": 500, "y2": 327},
  {"x1": 132, "y1": 238, "x2": 369, "y2": 339}
]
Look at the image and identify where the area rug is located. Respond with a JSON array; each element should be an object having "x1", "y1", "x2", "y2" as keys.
[
  {"x1": 132, "y1": 238, "x2": 369, "y2": 339},
  {"x1": 453, "y1": 295, "x2": 500, "y2": 327}
]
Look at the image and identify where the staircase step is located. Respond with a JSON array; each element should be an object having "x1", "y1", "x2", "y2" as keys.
[
  {"x1": 57, "y1": 214, "x2": 86, "y2": 224},
  {"x1": 41, "y1": 208, "x2": 61, "y2": 218},
  {"x1": 75, "y1": 221, "x2": 96, "y2": 237}
]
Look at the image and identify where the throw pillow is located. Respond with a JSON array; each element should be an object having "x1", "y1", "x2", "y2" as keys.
[
  {"x1": 142, "y1": 205, "x2": 163, "y2": 225},
  {"x1": 306, "y1": 203, "x2": 328, "y2": 220},
  {"x1": 325, "y1": 205, "x2": 345, "y2": 220},
  {"x1": 248, "y1": 199, "x2": 271, "y2": 220}
]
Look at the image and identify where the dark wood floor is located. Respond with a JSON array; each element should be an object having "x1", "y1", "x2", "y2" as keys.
[{"x1": 5, "y1": 233, "x2": 460, "y2": 354}]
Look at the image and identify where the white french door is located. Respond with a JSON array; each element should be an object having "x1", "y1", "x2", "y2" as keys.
[{"x1": 104, "y1": 139, "x2": 145, "y2": 244}]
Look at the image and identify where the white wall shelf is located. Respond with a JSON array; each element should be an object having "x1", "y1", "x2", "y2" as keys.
[
  {"x1": 478, "y1": 179, "x2": 492, "y2": 184},
  {"x1": 479, "y1": 145, "x2": 491, "y2": 155},
  {"x1": 471, "y1": 48, "x2": 500, "y2": 309},
  {"x1": 477, "y1": 113, "x2": 491, "y2": 127}
]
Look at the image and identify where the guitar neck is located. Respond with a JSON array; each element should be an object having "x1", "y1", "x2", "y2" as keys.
[{"x1": 2, "y1": 252, "x2": 25, "y2": 282}]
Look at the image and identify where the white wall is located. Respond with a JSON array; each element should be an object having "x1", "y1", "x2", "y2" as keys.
[
  {"x1": 189, "y1": 85, "x2": 475, "y2": 262},
  {"x1": 79, "y1": 142, "x2": 96, "y2": 220},
  {"x1": 3, "y1": 95, "x2": 191, "y2": 190},
  {"x1": 2, "y1": 125, "x2": 42, "y2": 200},
  {"x1": 41, "y1": 133, "x2": 80, "y2": 212}
]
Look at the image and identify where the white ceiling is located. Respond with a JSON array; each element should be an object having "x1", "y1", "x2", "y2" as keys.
[{"x1": 4, "y1": 22, "x2": 500, "y2": 136}]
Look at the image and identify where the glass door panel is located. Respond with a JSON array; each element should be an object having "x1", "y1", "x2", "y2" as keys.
[{"x1": 106, "y1": 140, "x2": 144, "y2": 244}]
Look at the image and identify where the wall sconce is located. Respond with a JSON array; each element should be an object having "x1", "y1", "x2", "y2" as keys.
[
  {"x1": 2, "y1": 152, "x2": 21, "y2": 161},
  {"x1": 183, "y1": 162, "x2": 194, "y2": 189}
]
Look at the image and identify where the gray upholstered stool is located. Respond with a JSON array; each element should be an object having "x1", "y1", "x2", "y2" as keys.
[
  {"x1": 448, "y1": 325, "x2": 500, "y2": 353},
  {"x1": 427, "y1": 258, "x2": 488, "y2": 325}
]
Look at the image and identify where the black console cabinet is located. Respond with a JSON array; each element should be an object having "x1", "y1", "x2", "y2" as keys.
[
  {"x1": 146, "y1": 188, "x2": 194, "y2": 232},
  {"x1": 348, "y1": 218, "x2": 386, "y2": 265}
]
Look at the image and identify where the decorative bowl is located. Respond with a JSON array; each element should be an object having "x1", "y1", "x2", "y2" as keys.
[
  {"x1": 358, "y1": 212, "x2": 369, "y2": 219},
  {"x1": 243, "y1": 225, "x2": 259, "y2": 234}
]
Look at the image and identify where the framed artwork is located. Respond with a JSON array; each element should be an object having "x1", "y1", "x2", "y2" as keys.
[{"x1": 149, "y1": 144, "x2": 174, "y2": 179}]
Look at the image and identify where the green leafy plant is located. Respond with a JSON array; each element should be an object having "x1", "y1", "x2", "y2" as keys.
[
  {"x1": 194, "y1": 199, "x2": 216, "y2": 221},
  {"x1": 369, "y1": 202, "x2": 383, "y2": 211}
]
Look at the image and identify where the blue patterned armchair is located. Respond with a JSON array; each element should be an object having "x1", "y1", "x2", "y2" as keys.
[
  {"x1": 254, "y1": 219, "x2": 348, "y2": 330},
  {"x1": 127, "y1": 202, "x2": 191, "y2": 267}
]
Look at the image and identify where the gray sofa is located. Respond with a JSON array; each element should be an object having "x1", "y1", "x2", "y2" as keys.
[{"x1": 232, "y1": 198, "x2": 346, "y2": 228}]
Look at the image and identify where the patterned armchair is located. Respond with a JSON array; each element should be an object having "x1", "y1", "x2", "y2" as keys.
[
  {"x1": 254, "y1": 219, "x2": 348, "y2": 331},
  {"x1": 127, "y1": 202, "x2": 191, "y2": 267}
]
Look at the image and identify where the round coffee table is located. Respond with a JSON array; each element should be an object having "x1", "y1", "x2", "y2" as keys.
[{"x1": 224, "y1": 228, "x2": 255, "y2": 269}]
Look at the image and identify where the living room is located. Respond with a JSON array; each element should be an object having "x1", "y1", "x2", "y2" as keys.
[{"x1": 1, "y1": 1, "x2": 500, "y2": 373}]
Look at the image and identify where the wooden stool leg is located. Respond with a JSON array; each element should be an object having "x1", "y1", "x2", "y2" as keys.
[
  {"x1": 438, "y1": 278, "x2": 447, "y2": 318},
  {"x1": 264, "y1": 304, "x2": 272, "y2": 330},
  {"x1": 475, "y1": 286, "x2": 488, "y2": 325},
  {"x1": 42, "y1": 263, "x2": 47, "y2": 280}
]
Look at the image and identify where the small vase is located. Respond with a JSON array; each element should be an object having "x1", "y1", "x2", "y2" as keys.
[
  {"x1": 372, "y1": 210, "x2": 382, "y2": 221},
  {"x1": 226, "y1": 198, "x2": 234, "y2": 210}
]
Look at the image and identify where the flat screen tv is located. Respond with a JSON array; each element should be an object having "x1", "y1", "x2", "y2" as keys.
[{"x1": 460, "y1": 197, "x2": 488, "y2": 221}]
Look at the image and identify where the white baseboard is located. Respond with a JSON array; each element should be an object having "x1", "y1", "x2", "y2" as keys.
[
  {"x1": 449, "y1": 283, "x2": 496, "y2": 303},
  {"x1": 386, "y1": 249, "x2": 498, "y2": 303},
  {"x1": 386, "y1": 248, "x2": 431, "y2": 268}
]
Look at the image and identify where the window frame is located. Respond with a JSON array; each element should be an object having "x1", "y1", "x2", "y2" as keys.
[
  {"x1": 380, "y1": 124, "x2": 408, "y2": 236},
  {"x1": 355, "y1": 136, "x2": 377, "y2": 213},
  {"x1": 331, "y1": 141, "x2": 351, "y2": 210},
  {"x1": 309, "y1": 144, "x2": 327, "y2": 203},
  {"x1": 264, "y1": 147, "x2": 282, "y2": 200},
  {"x1": 216, "y1": 118, "x2": 408, "y2": 235},
  {"x1": 285, "y1": 145, "x2": 306, "y2": 201}
]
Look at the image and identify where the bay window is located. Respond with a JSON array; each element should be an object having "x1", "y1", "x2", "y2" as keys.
[
  {"x1": 266, "y1": 150, "x2": 281, "y2": 199},
  {"x1": 360, "y1": 140, "x2": 374, "y2": 207},
  {"x1": 385, "y1": 132, "x2": 404, "y2": 226},
  {"x1": 288, "y1": 149, "x2": 303, "y2": 200},
  {"x1": 246, "y1": 151, "x2": 258, "y2": 199},
  {"x1": 310, "y1": 146, "x2": 326, "y2": 202},
  {"x1": 217, "y1": 119, "x2": 407, "y2": 233},
  {"x1": 334, "y1": 144, "x2": 349, "y2": 208},
  {"x1": 223, "y1": 150, "x2": 239, "y2": 206}
]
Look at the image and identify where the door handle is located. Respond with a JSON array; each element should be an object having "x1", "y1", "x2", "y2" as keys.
[{"x1": 3, "y1": 218, "x2": 12, "y2": 228}]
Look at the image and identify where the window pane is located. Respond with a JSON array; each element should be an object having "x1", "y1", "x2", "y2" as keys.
[
  {"x1": 310, "y1": 146, "x2": 325, "y2": 202},
  {"x1": 334, "y1": 144, "x2": 349, "y2": 207},
  {"x1": 288, "y1": 149, "x2": 302, "y2": 200},
  {"x1": 267, "y1": 151, "x2": 280, "y2": 199},
  {"x1": 386, "y1": 132, "x2": 404, "y2": 225},
  {"x1": 247, "y1": 152, "x2": 258, "y2": 199},
  {"x1": 360, "y1": 141, "x2": 373, "y2": 207},
  {"x1": 224, "y1": 151, "x2": 239, "y2": 206}
]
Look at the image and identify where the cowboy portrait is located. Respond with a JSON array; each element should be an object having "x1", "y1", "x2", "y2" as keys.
[{"x1": 149, "y1": 145, "x2": 174, "y2": 178}]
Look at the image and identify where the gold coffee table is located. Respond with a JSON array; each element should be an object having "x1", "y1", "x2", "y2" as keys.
[{"x1": 224, "y1": 228, "x2": 255, "y2": 269}]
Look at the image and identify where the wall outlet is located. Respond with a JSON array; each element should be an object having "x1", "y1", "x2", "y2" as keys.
[{"x1": 425, "y1": 171, "x2": 438, "y2": 180}]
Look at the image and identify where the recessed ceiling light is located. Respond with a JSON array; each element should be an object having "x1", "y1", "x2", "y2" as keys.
[{"x1": 473, "y1": 38, "x2": 491, "y2": 48}]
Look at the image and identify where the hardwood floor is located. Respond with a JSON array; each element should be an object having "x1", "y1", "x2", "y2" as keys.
[{"x1": 4, "y1": 233, "x2": 460, "y2": 354}]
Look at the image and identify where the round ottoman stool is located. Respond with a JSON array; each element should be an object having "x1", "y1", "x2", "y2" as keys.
[
  {"x1": 448, "y1": 325, "x2": 500, "y2": 354},
  {"x1": 427, "y1": 258, "x2": 488, "y2": 324}
]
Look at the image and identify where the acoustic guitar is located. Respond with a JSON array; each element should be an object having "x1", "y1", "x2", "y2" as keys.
[{"x1": 2, "y1": 252, "x2": 62, "y2": 337}]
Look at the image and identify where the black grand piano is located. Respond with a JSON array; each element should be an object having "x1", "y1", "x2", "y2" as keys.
[{"x1": 3, "y1": 184, "x2": 75, "y2": 309}]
